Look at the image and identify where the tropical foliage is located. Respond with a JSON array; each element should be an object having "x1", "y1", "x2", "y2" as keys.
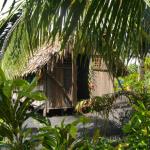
[
  {"x1": 37, "y1": 117, "x2": 91, "y2": 150},
  {"x1": 38, "y1": 99, "x2": 150, "y2": 150},
  {"x1": 0, "y1": 0, "x2": 150, "y2": 150},
  {"x1": 123, "y1": 100, "x2": 150, "y2": 149},
  {"x1": 0, "y1": 0, "x2": 150, "y2": 78},
  {"x1": 75, "y1": 95, "x2": 115, "y2": 115},
  {"x1": 115, "y1": 57, "x2": 150, "y2": 93},
  {"x1": 0, "y1": 67, "x2": 149, "y2": 149},
  {"x1": 0, "y1": 68, "x2": 49, "y2": 149}
]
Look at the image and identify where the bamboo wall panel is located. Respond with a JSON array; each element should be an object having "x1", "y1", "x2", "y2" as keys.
[{"x1": 91, "y1": 71, "x2": 114, "y2": 96}]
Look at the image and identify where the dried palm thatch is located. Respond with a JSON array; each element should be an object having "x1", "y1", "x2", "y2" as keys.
[
  {"x1": 22, "y1": 44, "x2": 128, "y2": 77},
  {"x1": 22, "y1": 40, "x2": 71, "y2": 77},
  {"x1": 22, "y1": 42, "x2": 61, "y2": 76}
]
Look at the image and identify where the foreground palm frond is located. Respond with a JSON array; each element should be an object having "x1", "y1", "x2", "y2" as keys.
[{"x1": 0, "y1": 0, "x2": 149, "y2": 78}]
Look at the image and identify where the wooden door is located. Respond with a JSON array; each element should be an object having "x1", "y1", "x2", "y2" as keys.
[{"x1": 45, "y1": 59, "x2": 72, "y2": 109}]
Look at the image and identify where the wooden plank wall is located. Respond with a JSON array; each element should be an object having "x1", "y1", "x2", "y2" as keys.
[
  {"x1": 91, "y1": 57, "x2": 114, "y2": 96},
  {"x1": 44, "y1": 61, "x2": 72, "y2": 110},
  {"x1": 42, "y1": 55, "x2": 114, "y2": 111},
  {"x1": 91, "y1": 71, "x2": 114, "y2": 96}
]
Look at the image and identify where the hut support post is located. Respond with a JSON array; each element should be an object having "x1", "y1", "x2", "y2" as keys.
[
  {"x1": 43, "y1": 67, "x2": 48, "y2": 116},
  {"x1": 72, "y1": 50, "x2": 77, "y2": 106}
]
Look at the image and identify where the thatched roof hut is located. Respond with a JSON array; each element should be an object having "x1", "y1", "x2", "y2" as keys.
[{"x1": 20, "y1": 42, "x2": 129, "y2": 112}]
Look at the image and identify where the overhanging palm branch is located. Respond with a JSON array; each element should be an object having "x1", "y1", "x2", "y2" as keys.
[
  {"x1": 138, "y1": 7, "x2": 150, "y2": 59},
  {"x1": 0, "y1": 0, "x2": 150, "y2": 78}
]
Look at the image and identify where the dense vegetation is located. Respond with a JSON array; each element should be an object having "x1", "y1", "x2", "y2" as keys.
[
  {"x1": 0, "y1": 0, "x2": 150, "y2": 149},
  {"x1": 0, "y1": 66, "x2": 149, "y2": 149}
]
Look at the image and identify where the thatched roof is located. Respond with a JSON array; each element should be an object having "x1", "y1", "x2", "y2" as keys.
[
  {"x1": 22, "y1": 42, "x2": 62, "y2": 76},
  {"x1": 22, "y1": 42, "x2": 128, "y2": 77}
]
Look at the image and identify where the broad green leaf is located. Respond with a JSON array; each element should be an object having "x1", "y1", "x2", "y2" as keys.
[
  {"x1": 2, "y1": 81, "x2": 13, "y2": 98},
  {"x1": 93, "y1": 128, "x2": 100, "y2": 143},
  {"x1": 25, "y1": 77, "x2": 37, "y2": 92},
  {"x1": 0, "y1": 68, "x2": 6, "y2": 82},
  {"x1": 69, "y1": 125, "x2": 77, "y2": 138},
  {"x1": 12, "y1": 79, "x2": 29, "y2": 88},
  {"x1": 30, "y1": 113, "x2": 50, "y2": 126},
  {"x1": 29, "y1": 92, "x2": 47, "y2": 101}
]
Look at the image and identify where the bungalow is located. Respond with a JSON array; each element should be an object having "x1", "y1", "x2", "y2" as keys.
[{"x1": 22, "y1": 42, "x2": 114, "y2": 114}]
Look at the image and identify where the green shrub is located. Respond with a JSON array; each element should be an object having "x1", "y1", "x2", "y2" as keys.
[
  {"x1": 123, "y1": 101, "x2": 150, "y2": 149},
  {"x1": 0, "y1": 68, "x2": 49, "y2": 149},
  {"x1": 37, "y1": 117, "x2": 90, "y2": 150}
]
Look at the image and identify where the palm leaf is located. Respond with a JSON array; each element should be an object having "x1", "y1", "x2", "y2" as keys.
[{"x1": 0, "y1": 0, "x2": 149, "y2": 77}]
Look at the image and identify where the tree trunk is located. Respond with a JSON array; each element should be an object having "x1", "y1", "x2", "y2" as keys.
[
  {"x1": 72, "y1": 50, "x2": 77, "y2": 106},
  {"x1": 138, "y1": 57, "x2": 146, "y2": 93},
  {"x1": 138, "y1": 57, "x2": 145, "y2": 81}
]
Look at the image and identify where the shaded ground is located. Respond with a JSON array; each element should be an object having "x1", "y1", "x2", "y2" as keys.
[
  {"x1": 25, "y1": 96, "x2": 131, "y2": 139},
  {"x1": 25, "y1": 113, "x2": 123, "y2": 139}
]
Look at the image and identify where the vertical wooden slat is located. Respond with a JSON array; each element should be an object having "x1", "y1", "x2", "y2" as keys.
[
  {"x1": 43, "y1": 67, "x2": 47, "y2": 116},
  {"x1": 72, "y1": 50, "x2": 77, "y2": 106}
]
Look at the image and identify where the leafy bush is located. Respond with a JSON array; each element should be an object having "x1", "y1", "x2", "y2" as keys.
[
  {"x1": 72, "y1": 130, "x2": 115, "y2": 150},
  {"x1": 127, "y1": 64, "x2": 138, "y2": 74},
  {"x1": 115, "y1": 60, "x2": 150, "y2": 93},
  {"x1": 115, "y1": 73, "x2": 145, "y2": 92},
  {"x1": 0, "y1": 68, "x2": 117, "y2": 149},
  {"x1": 145, "y1": 57, "x2": 150, "y2": 71},
  {"x1": 0, "y1": 68, "x2": 49, "y2": 149},
  {"x1": 0, "y1": 66, "x2": 150, "y2": 150},
  {"x1": 37, "y1": 117, "x2": 91, "y2": 150},
  {"x1": 75, "y1": 95, "x2": 115, "y2": 115},
  {"x1": 123, "y1": 101, "x2": 150, "y2": 149},
  {"x1": 38, "y1": 120, "x2": 118, "y2": 150}
]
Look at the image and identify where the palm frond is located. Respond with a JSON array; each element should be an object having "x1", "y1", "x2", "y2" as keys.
[{"x1": 0, "y1": 0, "x2": 149, "y2": 78}]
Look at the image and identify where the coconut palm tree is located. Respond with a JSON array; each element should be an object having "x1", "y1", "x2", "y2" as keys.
[{"x1": 0, "y1": 0, "x2": 150, "y2": 78}]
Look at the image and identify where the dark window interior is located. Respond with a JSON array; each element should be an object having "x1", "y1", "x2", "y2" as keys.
[
  {"x1": 63, "y1": 56, "x2": 72, "y2": 91},
  {"x1": 25, "y1": 73, "x2": 36, "y2": 83},
  {"x1": 77, "y1": 55, "x2": 90, "y2": 100},
  {"x1": 64, "y1": 68, "x2": 72, "y2": 91}
]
